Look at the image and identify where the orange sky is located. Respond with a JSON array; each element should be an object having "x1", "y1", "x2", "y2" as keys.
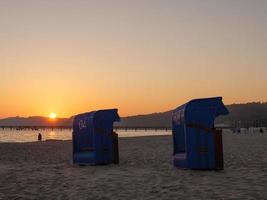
[{"x1": 1, "y1": 1, "x2": 267, "y2": 118}]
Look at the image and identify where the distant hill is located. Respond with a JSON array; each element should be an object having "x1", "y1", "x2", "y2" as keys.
[
  {"x1": 0, "y1": 116, "x2": 72, "y2": 127},
  {"x1": 216, "y1": 102, "x2": 267, "y2": 127},
  {"x1": 117, "y1": 102, "x2": 267, "y2": 128},
  {"x1": 115, "y1": 111, "x2": 172, "y2": 128},
  {"x1": 0, "y1": 102, "x2": 266, "y2": 128}
]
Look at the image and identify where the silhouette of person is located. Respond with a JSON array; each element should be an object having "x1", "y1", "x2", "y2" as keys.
[{"x1": 38, "y1": 133, "x2": 42, "y2": 141}]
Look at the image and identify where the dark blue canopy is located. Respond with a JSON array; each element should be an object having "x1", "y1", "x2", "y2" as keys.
[{"x1": 173, "y1": 97, "x2": 229, "y2": 129}]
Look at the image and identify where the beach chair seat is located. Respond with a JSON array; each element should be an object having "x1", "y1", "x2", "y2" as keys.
[
  {"x1": 173, "y1": 153, "x2": 187, "y2": 168},
  {"x1": 73, "y1": 151, "x2": 96, "y2": 165}
]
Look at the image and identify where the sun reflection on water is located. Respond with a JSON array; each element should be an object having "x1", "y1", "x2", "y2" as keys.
[{"x1": 47, "y1": 131, "x2": 56, "y2": 140}]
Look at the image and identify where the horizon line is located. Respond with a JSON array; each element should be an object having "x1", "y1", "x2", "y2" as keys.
[{"x1": 1, "y1": 101, "x2": 267, "y2": 120}]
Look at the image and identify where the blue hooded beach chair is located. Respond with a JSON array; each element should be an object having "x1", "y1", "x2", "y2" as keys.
[
  {"x1": 72, "y1": 109, "x2": 120, "y2": 165},
  {"x1": 172, "y1": 97, "x2": 229, "y2": 170}
]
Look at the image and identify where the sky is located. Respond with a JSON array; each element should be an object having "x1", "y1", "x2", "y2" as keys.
[{"x1": 0, "y1": 0, "x2": 267, "y2": 118}]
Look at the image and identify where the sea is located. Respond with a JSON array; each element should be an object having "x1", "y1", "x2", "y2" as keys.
[
  {"x1": 0, "y1": 127, "x2": 265, "y2": 143},
  {"x1": 0, "y1": 128, "x2": 171, "y2": 143}
]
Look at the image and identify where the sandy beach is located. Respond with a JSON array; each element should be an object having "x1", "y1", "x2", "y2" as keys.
[{"x1": 0, "y1": 131, "x2": 267, "y2": 200}]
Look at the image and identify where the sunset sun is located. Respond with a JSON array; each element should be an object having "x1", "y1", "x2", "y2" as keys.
[{"x1": 49, "y1": 113, "x2": 57, "y2": 119}]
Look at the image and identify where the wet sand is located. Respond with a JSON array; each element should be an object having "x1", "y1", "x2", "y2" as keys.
[{"x1": 0, "y1": 131, "x2": 267, "y2": 199}]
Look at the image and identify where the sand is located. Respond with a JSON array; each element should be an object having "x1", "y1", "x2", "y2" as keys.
[{"x1": 0, "y1": 131, "x2": 267, "y2": 200}]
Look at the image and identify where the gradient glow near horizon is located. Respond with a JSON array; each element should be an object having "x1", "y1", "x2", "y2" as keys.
[{"x1": 1, "y1": 0, "x2": 267, "y2": 118}]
